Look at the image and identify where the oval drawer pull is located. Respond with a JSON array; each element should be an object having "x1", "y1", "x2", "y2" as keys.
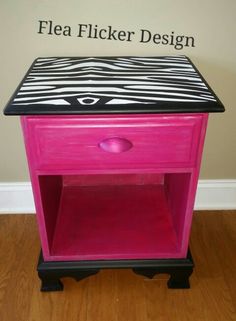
[{"x1": 98, "y1": 137, "x2": 133, "y2": 153}]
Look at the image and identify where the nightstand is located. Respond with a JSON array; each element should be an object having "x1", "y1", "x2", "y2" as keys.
[{"x1": 4, "y1": 56, "x2": 224, "y2": 291}]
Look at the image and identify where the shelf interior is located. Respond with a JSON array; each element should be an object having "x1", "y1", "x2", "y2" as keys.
[{"x1": 39, "y1": 173, "x2": 191, "y2": 261}]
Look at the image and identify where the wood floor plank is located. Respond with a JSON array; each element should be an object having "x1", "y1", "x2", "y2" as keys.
[
  {"x1": 218, "y1": 211, "x2": 236, "y2": 307},
  {"x1": 116, "y1": 269, "x2": 147, "y2": 321},
  {"x1": 0, "y1": 215, "x2": 40, "y2": 321},
  {"x1": 0, "y1": 212, "x2": 235, "y2": 321},
  {"x1": 190, "y1": 211, "x2": 236, "y2": 321},
  {"x1": 86, "y1": 269, "x2": 119, "y2": 321}
]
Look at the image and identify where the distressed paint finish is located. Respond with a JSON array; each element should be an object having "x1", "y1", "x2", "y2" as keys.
[
  {"x1": 21, "y1": 113, "x2": 208, "y2": 262},
  {"x1": 21, "y1": 114, "x2": 203, "y2": 170}
]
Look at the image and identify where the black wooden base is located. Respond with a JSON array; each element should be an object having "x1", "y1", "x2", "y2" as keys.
[{"x1": 37, "y1": 250, "x2": 194, "y2": 291}]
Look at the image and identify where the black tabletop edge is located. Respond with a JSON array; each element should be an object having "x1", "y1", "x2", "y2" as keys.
[
  {"x1": 3, "y1": 55, "x2": 225, "y2": 116},
  {"x1": 4, "y1": 101, "x2": 225, "y2": 116}
]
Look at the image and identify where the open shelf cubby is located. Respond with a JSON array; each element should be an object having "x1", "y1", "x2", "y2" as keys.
[{"x1": 39, "y1": 172, "x2": 191, "y2": 261}]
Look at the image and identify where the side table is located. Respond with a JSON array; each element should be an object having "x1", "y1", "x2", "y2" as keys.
[{"x1": 4, "y1": 56, "x2": 224, "y2": 291}]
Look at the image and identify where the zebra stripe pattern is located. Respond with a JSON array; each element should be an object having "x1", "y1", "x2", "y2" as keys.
[{"x1": 12, "y1": 56, "x2": 217, "y2": 108}]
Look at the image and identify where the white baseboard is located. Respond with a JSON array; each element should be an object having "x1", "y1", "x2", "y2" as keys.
[
  {"x1": 0, "y1": 180, "x2": 236, "y2": 214},
  {"x1": 0, "y1": 182, "x2": 35, "y2": 214},
  {"x1": 195, "y1": 180, "x2": 236, "y2": 210}
]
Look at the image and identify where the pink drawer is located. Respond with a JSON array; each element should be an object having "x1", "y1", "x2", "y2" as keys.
[{"x1": 22, "y1": 115, "x2": 204, "y2": 171}]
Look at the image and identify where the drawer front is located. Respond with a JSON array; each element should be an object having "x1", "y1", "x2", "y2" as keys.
[{"x1": 24, "y1": 115, "x2": 204, "y2": 171}]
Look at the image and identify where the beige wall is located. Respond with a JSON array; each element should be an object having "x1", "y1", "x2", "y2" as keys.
[{"x1": 1, "y1": 0, "x2": 235, "y2": 181}]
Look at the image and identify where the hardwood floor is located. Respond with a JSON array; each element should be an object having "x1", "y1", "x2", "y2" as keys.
[{"x1": 0, "y1": 211, "x2": 235, "y2": 321}]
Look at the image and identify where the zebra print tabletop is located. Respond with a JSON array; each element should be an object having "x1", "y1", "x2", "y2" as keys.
[{"x1": 4, "y1": 56, "x2": 224, "y2": 115}]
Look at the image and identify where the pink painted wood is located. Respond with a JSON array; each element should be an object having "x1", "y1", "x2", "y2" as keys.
[
  {"x1": 22, "y1": 114, "x2": 203, "y2": 171},
  {"x1": 21, "y1": 113, "x2": 208, "y2": 261}
]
